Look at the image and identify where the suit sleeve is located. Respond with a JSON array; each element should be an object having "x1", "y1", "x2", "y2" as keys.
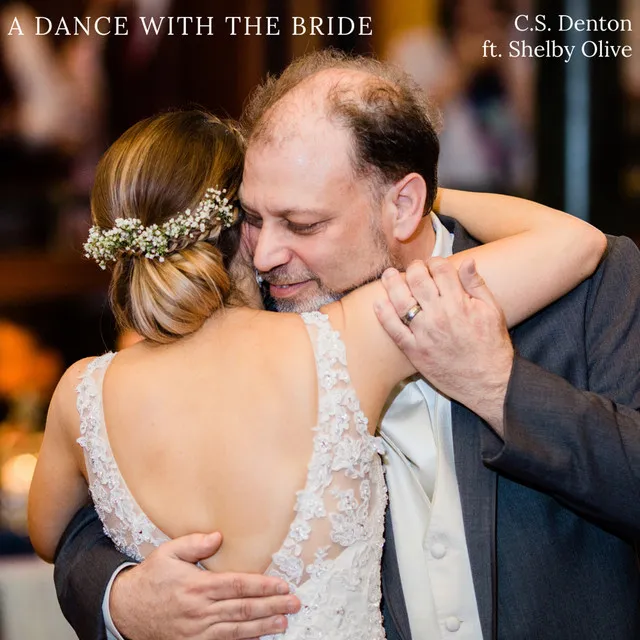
[
  {"x1": 481, "y1": 236, "x2": 640, "y2": 539},
  {"x1": 54, "y1": 505, "x2": 135, "y2": 640}
]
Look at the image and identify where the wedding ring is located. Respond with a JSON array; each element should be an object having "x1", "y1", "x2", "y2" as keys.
[{"x1": 401, "y1": 303, "x2": 422, "y2": 326}]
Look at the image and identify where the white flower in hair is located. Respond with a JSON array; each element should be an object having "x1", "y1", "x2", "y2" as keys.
[{"x1": 84, "y1": 188, "x2": 237, "y2": 269}]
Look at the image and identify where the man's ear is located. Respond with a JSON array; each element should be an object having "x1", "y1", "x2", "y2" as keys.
[{"x1": 385, "y1": 173, "x2": 428, "y2": 242}]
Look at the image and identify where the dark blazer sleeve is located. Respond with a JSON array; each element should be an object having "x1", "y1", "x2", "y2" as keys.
[
  {"x1": 54, "y1": 504, "x2": 134, "y2": 640},
  {"x1": 481, "y1": 236, "x2": 640, "y2": 539}
]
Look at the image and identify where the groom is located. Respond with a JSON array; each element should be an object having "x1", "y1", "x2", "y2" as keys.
[{"x1": 55, "y1": 51, "x2": 640, "y2": 640}]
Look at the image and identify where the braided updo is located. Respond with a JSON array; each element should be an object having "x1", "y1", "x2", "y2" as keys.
[{"x1": 90, "y1": 110, "x2": 245, "y2": 344}]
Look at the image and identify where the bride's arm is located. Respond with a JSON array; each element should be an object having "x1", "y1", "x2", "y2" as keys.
[
  {"x1": 28, "y1": 360, "x2": 92, "y2": 562},
  {"x1": 434, "y1": 188, "x2": 607, "y2": 326},
  {"x1": 331, "y1": 191, "x2": 606, "y2": 425}
]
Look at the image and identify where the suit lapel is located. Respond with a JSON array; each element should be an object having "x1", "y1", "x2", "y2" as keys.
[
  {"x1": 447, "y1": 217, "x2": 498, "y2": 640},
  {"x1": 451, "y1": 402, "x2": 497, "y2": 640},
  {"x1": 381, "y1": 507, "x2": 413, "y2": 640},
  {"x1": 382, "y1": 217, "x2": 498, "y2": 639}
]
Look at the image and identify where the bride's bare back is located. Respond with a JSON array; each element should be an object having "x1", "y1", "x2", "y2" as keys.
[
  {"x1": 96, "y1": 306, "x2": 382, "y2": 574},
  {"x1": 103, "y1": 309, "x2": 314, "y2": 572},
  {"x1": 74, "y1": 306, "x2": 393, "y2": 639}
]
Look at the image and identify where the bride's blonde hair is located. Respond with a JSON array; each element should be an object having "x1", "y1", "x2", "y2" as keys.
[{"x1": 90, "y1": 109, "x2": 245, "y2": 344}]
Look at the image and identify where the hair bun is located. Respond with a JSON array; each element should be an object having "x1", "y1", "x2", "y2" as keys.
[
  {"x1": 90, "y1": 109, "x2": 245, "y2": 344},
  {"x1": 115, "y1": 242, "x2": 231, "y2": 344}
]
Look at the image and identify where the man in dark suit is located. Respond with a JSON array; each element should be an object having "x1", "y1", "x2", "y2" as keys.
[
  {"x1": 376, "y1": 220, "x2": 640, "y2": 640},
  {"x1": 53, "y1": 50, "x2": 640, "y2": 640}
]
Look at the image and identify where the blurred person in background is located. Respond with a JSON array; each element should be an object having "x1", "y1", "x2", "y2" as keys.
[
  {"x1": 386, "y1": 0, "x2": 535, "y2": 195},
  {"x1": 0, "y1": 0, "x2": 229, "y2": 253},
  {"x1": 0, "y1": 0, "x2": 105, "y2": 250},
  {"x1": 93, "y1": 0, "x2": 233, "y2": 144}
]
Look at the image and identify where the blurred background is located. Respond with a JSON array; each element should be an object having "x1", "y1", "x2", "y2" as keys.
[{"x1": 0, "y1": 0, "x2": 637, "y2": 637}]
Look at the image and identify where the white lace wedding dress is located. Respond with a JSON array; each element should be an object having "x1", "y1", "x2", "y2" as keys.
[{"x1": 76, "y1": 311, "x2": 388, "y2": 639}]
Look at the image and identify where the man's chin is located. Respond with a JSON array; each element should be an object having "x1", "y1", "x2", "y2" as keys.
[{"x1": 272, "y1": 292, "x2": 341, "y2": 314}]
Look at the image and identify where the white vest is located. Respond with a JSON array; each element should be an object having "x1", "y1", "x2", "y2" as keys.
[{"x1": 379, "y1": 214, "x2": 483, "y2": 639}]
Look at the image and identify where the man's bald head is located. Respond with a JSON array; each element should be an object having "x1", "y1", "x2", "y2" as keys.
[
  {"x1": 246, "y1": 67, "x2": 379, "y2": 143},
  {"x1": 241, "y1": 49, "x2": 441, "y2": 213}
]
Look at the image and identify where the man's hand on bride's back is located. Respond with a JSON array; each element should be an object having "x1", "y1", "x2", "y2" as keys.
[{"x1": 110, "y1": 532, "x2": 300, "y2": 639}]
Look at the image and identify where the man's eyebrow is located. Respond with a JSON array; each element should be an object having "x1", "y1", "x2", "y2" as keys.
[
  {"x1": 239, "y1": 199, "x2": 258, "y2": 215},
  {"x1": 239, "y1": 202, "x2": 331, "y2": 218}
]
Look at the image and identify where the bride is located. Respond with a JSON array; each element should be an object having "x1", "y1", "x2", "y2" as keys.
[{"x1": 28, "y1": 109, "x2": 604, "y2": 638}]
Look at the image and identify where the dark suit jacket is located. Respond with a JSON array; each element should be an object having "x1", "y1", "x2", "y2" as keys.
[
  {"x1": 381, "y1": 218, "x2": 640, "y2": 640},
  {"x1": 55, "y1": 219, "x2": 640, "y2": 639}
]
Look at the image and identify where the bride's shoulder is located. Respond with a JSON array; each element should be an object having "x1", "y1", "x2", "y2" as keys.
[
  {"x1": 54, "y1": 354, "x2": 115, "y2": 414},
  {"x1": 238, "y1": 308, "x2": 310, "y2": 333},
  {"x1": 59, "y1": 355, "x2": 111, "y2": 388},
  {"x1": 56, "y1": 356, "x2": 102, "y2": 392},
  {"x1": 46, "y1": 355, "x2": 103, "y2": 441}
]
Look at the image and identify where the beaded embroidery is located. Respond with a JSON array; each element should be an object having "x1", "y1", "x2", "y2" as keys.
[{"x1": 76, "y1": 313, "x2": 388, "y2": 639}]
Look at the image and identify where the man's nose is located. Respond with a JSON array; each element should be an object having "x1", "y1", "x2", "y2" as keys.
[{"x1": 251, "y1": 224, "x2": 291, "y2": 273}]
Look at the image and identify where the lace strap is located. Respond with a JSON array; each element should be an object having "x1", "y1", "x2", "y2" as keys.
[
  {"x1": 300, "y1": 311, "x2": 352, "y2": 390},
  {"x1": 300, "y1": 311, "x2": 370, "y2": 440},
  {"x1": 267, "y1": 312, "x2": 384, "y2": 588},
  {"x1": 75, "y1": 352, "x2": 170, "y2": 561},
  {"x1": 76, "y1": 352, "x2": 116, "y2": 437},
  {"x1": 264, "y1": 317, "x2": 388, "y2": 638}
]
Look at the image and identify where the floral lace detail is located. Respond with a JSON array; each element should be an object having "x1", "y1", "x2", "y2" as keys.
[
  {"x1": 76, "y1": 353, "x2": 170, "y2": 561},
  {"x1": 75, "y1": 313, "x2": 388, "y2": 639},
  {"x1": 262, "y1": 311, "x2": 388, "y2": 640}
]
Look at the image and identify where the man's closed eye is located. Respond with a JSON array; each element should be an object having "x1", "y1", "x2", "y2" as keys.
[{"x1": 286, "y1": 221, "x2": 324, "y2": 235}]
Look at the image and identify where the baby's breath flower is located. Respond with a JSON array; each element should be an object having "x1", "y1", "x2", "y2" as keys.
[{"x1": 84, "y1": 187, "x2": 237, "y2": 269}]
